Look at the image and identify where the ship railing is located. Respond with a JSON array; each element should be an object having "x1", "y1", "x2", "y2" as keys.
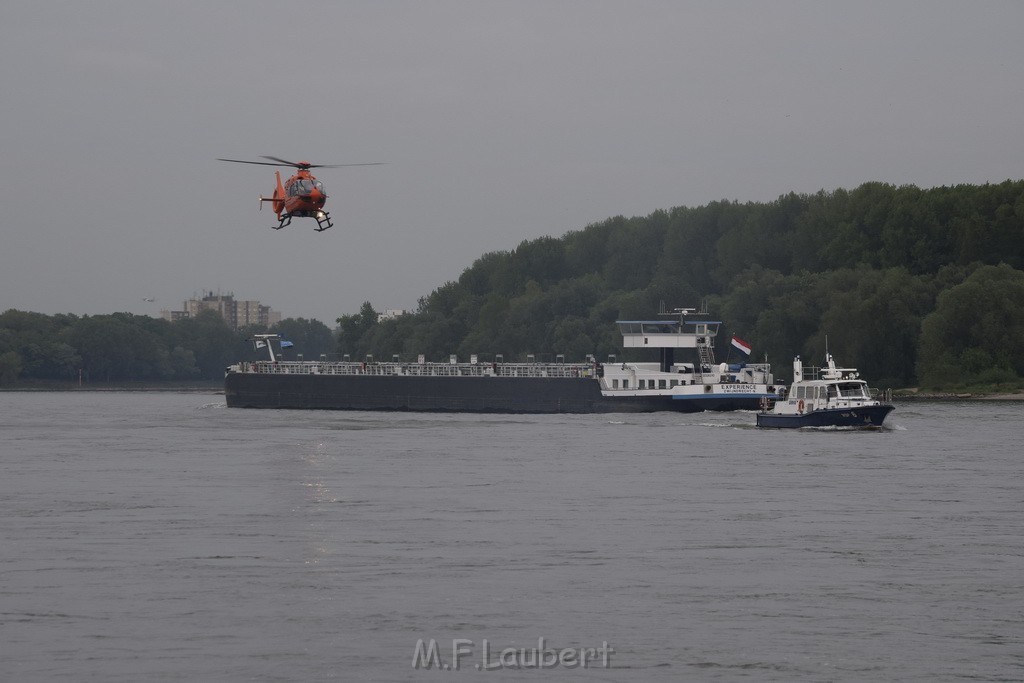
[
  {"x1": 242, "y1": 360, "x2": 596, "y2": 379},
  {"x1": 800, "y1": 365, "x2": 823, "y2": 381},
  {"x1": 738, "y1": 362, "x2": 771, "y2": 376}
]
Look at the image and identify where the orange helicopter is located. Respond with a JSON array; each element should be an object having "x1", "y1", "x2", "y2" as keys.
[{"x1": 217, "y1": 156, "x2": 382, "y2": 231}]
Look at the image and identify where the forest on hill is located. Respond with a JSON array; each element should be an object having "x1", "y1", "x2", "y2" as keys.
[
  {"x1": 339, "y1": 180, "x2": 1024, "y2": 390},
  {"x1": 2, "y1": 180, "x2": 1023, "y2": 391}
]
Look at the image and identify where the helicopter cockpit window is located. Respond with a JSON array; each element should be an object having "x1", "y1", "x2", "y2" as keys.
[{"x1": 287, "y1": 179, "x2": 324, "y2": 197}]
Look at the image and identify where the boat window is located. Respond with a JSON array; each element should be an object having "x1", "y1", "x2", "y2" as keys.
[
  {"x1": 612, "y1": 379, "x2": 619, "y2": 389},
  {"x1": 838, "y1": 382, "x2": 868, "y2": 399},
  {"x1": 642, "y1": 323, "x2": 676, "y2": 334},
  {"x1": 623, "y1": 379, "x2": 629, "y2": 389}
]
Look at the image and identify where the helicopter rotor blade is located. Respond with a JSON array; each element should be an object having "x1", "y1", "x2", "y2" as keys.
[
  {"x1": 219, "y1": 157, "x2": 385, "y2": 169},
  {"x1": 217, "y1": 158, "x2": 288, "y2": 167},
  {"x1": 261, "y1": 156, "x2": 384, "y2": 169},
  {"x1": 260, "y1": 155, "x2": 303, "y2": 167},
  {"x1": 309, "y1": 162, "x2": 386, "y2": 168}
]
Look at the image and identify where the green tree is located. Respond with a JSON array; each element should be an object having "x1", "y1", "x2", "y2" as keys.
[
  {"x1": 271, "y1": 317, "x2": 335, "y2": 359},
  {"x1": 0, "y1": 350, "x2": 22, "y2": 384},
  {"x1": 336, "y1": 302, "x2": 379, "y2": 357},
  {"x1": 917, "y1": 264, "x2": 1024, "y2": 387},
  {"x1": 173, "y1": 310, "x2": 236, "y2": 379},
  {"x1": 65, "y1": 314, "x2": 172, "y2": 381}
]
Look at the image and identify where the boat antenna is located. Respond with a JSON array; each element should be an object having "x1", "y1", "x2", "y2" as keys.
[{"x1": 667, "y1": 306, "x2": 695, "y2": 323}]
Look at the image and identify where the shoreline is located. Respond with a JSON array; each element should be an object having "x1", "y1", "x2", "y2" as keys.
[
  {"x1": 0, "y1": 383, "x2": 223, "y2": 394},
  {"x1": 891, "y1": 392, "x2": 1024, "y2": 401}
]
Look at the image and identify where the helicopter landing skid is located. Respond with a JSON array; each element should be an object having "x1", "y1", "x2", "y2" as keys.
[
  {"x1": 314, "y1": 212, "x2": 334, "y2": 232},
  {"x1": 273, "y1": 214, "x2": 293, "y2": 230}
]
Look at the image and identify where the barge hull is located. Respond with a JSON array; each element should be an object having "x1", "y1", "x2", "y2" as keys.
[{"x1": 224, "y1": 372, "x2": 763, "y2": 414}]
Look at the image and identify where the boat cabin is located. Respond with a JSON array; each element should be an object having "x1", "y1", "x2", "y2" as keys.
[{"x1": 775, "y1": 354, "x2": 876, "y2": 412}]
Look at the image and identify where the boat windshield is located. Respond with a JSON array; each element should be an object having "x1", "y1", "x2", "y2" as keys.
[{"x1": 836, "y1": 381, "x2": 868, "y2": 399}]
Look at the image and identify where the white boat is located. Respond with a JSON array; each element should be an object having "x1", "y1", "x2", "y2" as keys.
[{"x1": 756, "y1": 353, "x2": 894, "y2": 428}]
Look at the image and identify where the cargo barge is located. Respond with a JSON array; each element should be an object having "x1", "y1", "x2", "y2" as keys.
[{"x1": 225, "y1": 308, "x2": 776, "y2": 414}]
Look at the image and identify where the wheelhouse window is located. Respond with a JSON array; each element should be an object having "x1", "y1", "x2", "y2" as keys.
[{"x1": 837, "y1": 382, "x2": 868, "y2": 399}]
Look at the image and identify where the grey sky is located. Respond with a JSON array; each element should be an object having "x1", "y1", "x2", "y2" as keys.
[{"x1": 2, "y1": 1, "x2": 1022, "y2": 324}]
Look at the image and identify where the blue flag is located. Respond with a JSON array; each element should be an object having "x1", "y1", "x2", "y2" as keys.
[{"x1": 280, "y1": 340, "x2": 294, "y2": 348}]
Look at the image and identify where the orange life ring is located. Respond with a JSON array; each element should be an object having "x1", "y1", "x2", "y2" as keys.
[{"x1": 798, "y1": 399, "x2": 805, "y2": 413}]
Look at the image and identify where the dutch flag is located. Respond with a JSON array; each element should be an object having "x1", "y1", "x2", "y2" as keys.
[{"x1": 730, "y1": 336, "x2": 752, "y2": 356}]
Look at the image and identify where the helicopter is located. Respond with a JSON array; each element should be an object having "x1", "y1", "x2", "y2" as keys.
[{"x1": 217, "y1": 156, "x2": 382, "y2": 231}]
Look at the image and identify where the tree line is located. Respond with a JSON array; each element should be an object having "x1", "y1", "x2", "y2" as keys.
[
  {"x1": 337, "y1": 180, "x2": 1024, "y2": 390},
  {"x1": 0, "y1": 310, "x2": 333, "y2": 385},
  {"x1": 4, "y1": 180, "x2": 1023, "y2": 390}
]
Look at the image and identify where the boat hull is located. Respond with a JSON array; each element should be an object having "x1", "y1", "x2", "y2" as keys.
[
  {"x1": 225, "y1": 372, "x2": 767, "y2": 414},
  {"x1": 756, "y1": 404, "x2": 894, "y2": 429}
]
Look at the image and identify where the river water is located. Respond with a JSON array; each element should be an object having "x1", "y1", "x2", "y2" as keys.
[{"x1": 0, "y1": 392, "x2": 1021, "y2": 681}]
